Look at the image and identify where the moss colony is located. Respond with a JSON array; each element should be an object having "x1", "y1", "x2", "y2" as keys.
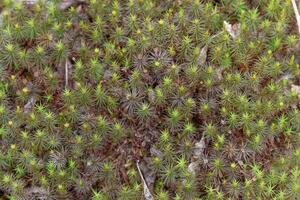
[{"x1": 0, "y1": 0, "x2": 300, "y2": 199}]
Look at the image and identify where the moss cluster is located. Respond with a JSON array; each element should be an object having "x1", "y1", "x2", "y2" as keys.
[{"x1": 0, "y1": 0, "x2": 300, "y2": 199}]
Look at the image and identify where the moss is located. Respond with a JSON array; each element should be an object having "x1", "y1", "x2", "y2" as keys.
[{"x1": 0, "y1": 0, "x2": 299, "y2": 199}]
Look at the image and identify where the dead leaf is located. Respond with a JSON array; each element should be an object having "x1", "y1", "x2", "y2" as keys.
[
  {"x1": 23, "y1": 0, "x2": 38, "y2": 6},
  {"x1": 186, "y1": 137, "x2": 206, "y2": 177},
  {"x1": 199, "y1": 45, "x2": 208, "y2": 66},
  {"x1": 24, "y1": 96, "x2": 36, "y2": 114},
  {"x1": 59, "y1": 0, "x2": 86, "y2": 10},
  {"x1": 237, "y1": 160, "x2": 244, "y2": 166},
  {"x1": 148, "y1": 89, "x2": 156, "y2": 103},
  {"x1": 24, "y1": 186, "x2": 50, "y2": 200},
  {"x1": 150, "y1": 147, "x2": 163, "y2": 159},
  {"x1": 224, "y1": 21, "x2": 241, "y2": 40},
  {"x1": 291, "y1": 84, "x2": 300, "y2": 99},
  {"x1": 59, "y1": 0, "x2": 77, "y2": 11},
  {"x1": 193, "y1": 137, "x2": 205, "y2": 159},
  {"x1": 187, "y1": 161, "x2": 199, "y2": 176},
  {"x1": 136, "y1": 160, "x2": 154, "y2": 200},
  {"x1": 33, "y1": 71, "x2": 40, "y2": 78},
  {"x1": 216, "y1": 68, "x2": 223, "y2": 81}
]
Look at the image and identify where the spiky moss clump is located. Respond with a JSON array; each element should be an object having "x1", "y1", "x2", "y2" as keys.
[{"x1": 0, "y1": 0, "x2": 299, "y2": 199}]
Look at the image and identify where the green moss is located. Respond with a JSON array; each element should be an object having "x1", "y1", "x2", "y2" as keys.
[{"x1": 0, "y1": 0, "x2": 299, "y2": 199}]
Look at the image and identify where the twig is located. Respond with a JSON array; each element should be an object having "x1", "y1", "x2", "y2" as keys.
[
  {"x1": 136, "y1": 160, "x2": 154, "y2": 200},
  {"x1": 292, "y1": 0, "x2": 300, "y2": 35},
  {"x1": 65, "y1": 59, "x2": 68, "y2": 88},
  {"x1": 207, "y1": 31, "x2": 224, "y2": 44}
]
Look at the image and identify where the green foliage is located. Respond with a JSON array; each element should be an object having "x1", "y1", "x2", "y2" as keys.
[{"x1": 0, "y1": 0, "x2": 299, "y2": 199}]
